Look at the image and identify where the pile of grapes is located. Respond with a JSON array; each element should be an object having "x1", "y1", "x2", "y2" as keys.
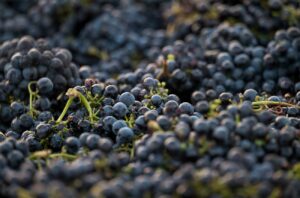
[{"x1": 1, "y1": 0, "x2": 300, "y2": 197}]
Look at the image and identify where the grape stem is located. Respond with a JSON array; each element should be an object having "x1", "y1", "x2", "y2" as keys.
[
  {"x1": 56, "y1": 96, "x2": 74, "y2": 123},
  {"x1": 28, "y1": 81, "x2": 38, "y2": 117},
  {"x1": 77, "y1": 90, "x2": 95, "y2": 123},
  {"x1": 157, "y1": 55, "x2": 173, "y2": 80},
  {"x1": 29, "y1": 150, "x2": 77, "y2": 160},
  {"x1": 57, "y1": 88, "x2": 95, "y2": 123},
  {"x1": 49, "y1": 153, "x2": 77, "y2": 160},
  {"x1": 252, "y1": 101, "x2": 300, "y2": 109}
]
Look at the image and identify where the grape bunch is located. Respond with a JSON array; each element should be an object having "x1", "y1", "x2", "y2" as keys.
[
  {"x1": 0, "y1": 36, "x2": 82, "y2": 132},
  {"x1": 1, "y1": 0, "x2": 170, "y2": 75},
  {"x1": 52, "y1": 0, "x2": 170, "y2": 75},
  {"x1": 262, "y1": 27, "x2": 300, "y2": 94},
  {"x1": 0, "y1": 36, "x2": 82, "y2": 101},
  {"x1": 164, "y1": 0, "x2": 300, "y2": 42},
  {"x1": 0, "y1": 1, "x2": 300, "y2": 198}
]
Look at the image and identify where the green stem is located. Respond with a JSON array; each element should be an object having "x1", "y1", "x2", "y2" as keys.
[
  {"x1": 130, "y1": 144, "x2": 135, "y2": 160},
  {"x1": 37, "y1": 160, "x2": 42, "y2": 171},
  {"x1": 28, "y1": 81, "x2": 37, "y2": 117},
  {"x1": 56, "y1": 96, "x2": 74, "y2": 123},
  {"x1": 29, "y1": 150, "x2": 51, "y2": 160},
  {"x1": 252, "y1": 101, "x2": 300, "y2": 108},
  {"x1": 253, "y1": 105, "x2": 264, "y2": 112},
  {"x1": 29, "y1": 150, "x2": 77, "y2": 161},
  {"x1": 57, "y1": 88, "x2": 96, "y2": 124},
  {"x1": 77, "y1": 91, "x2": 94, "y2": 123},
  {"x1": 49, "y1": 153, "x2": 77, "y2": 160},
  {"x1": 29, "y1": 92, "x2": 33, "y2": 116}
]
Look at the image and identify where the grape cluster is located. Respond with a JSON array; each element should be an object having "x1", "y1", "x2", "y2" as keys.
[
  {"x1": 0, "y1": 36, "x2": 82, "y2": 132},
  {"x1": 150, "y1": 24, "x2": 300, "y2": 100},
  {"x1": 0, "y1": 0, "x2": 107, "y2": 42},
  {"x1": 1, "y1": 74, "x2": 300, "y2": 197},
  {"x1": 0, "y1": 1, "x2": 300, "y2": 198},
  {"x1": 52, "y1": 0, "x2": 170, "y2": 75},
  {"x1": 165, "y1": 0, "x2": 300, "y2": 42},
  {"x1": 0, "y1": 36, "x2": 82, "y2": 101},
  {"x1": 262, "y1": 27, "x2": 300, "y2": 94},
  {"x1": 148, "y1": 23, "x2": 258, "y2": 98},
  {"x1": 0, "y1": 0, "x2": 170, "y2": 76}
]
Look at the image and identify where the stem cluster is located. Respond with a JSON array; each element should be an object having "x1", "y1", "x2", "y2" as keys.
[{"x1": 56, "y1": 88, "x2": 97, "y2": 123}]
